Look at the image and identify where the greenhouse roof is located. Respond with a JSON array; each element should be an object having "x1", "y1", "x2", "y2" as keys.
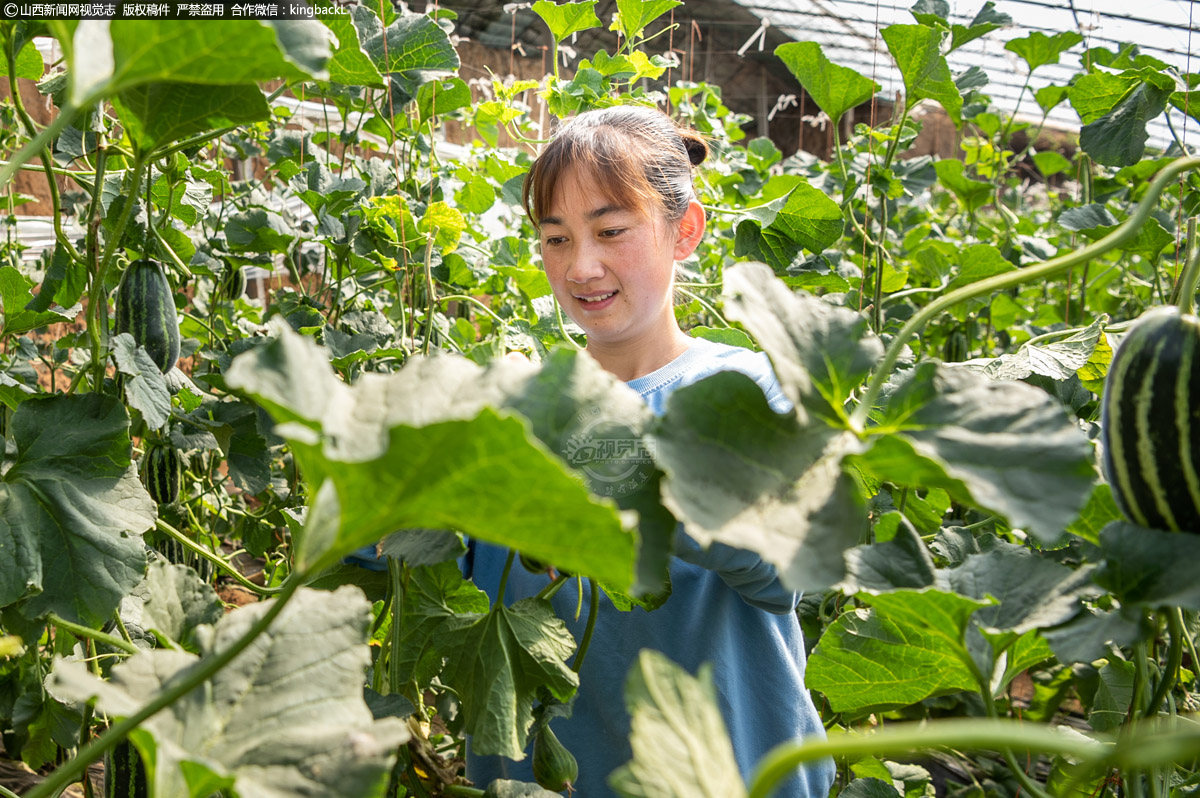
[{"x1": 735, "y1": 0, "x2": 1200, "y2": 148}]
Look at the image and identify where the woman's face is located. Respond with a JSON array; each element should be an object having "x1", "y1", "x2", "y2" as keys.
[{"x1": 537, "y1": 166, "x2": 702, "y2": 351}]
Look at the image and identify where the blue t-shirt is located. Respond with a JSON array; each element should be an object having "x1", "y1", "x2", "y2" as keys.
[{"x1": 463, "y1": 337, "x2": 834, "y2": 798}]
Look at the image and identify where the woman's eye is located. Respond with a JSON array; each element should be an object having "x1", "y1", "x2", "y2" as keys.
[
  {"x1": 543, "y1": 236, "x2": 567, "y2": 246},
  {"x1": 599, "y1": 228, "x2": 625, "y2": 238}
]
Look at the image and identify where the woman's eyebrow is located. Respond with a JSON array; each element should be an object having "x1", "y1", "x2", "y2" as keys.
[{"x1": 539, "y1": 205, "x2": 626, "y2": 227}]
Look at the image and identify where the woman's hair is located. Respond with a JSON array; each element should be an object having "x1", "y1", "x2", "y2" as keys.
[{"x1": 522, "y1": 105, "x2": 709, "y2": 227}]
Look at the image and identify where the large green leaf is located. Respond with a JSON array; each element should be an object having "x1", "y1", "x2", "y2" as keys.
[
  {"x1": 946, "y1": 548, "x2": 1097, "y2": 634},
  {"x1": 653, "y1": 370, "x2": 865, "y2": 592},
  {"x1": 224, "y1": 324, "x2": 639, "y2": 588},
  {"x1": 775, "y1": 42, "x2": 880, "y2": 127},
  {"x1": 955, "y1": 314, "x2": 1104, "y2": 382},
  {"x1": 0, "y1": 265, "x2": 74, "y2": 338},
  {"x1": 532, "y1": 0, "x2": 603, "y2": 43},
  {"x1": 1079, "y1": 80, "x2": 1171, "y2": 167},
  {"x1": 651, "y1": 264, "x2": 881, "y2": 592},
  {"x1": 71, "y1": 20, "x2": 333, "y2": 106},
  {"x1": 315, "y1": 0, "x2": 385, "y2": 86},
  {"x1": 808, "y1": 589, "x2": 989, "y2": 713},
  {"x1": 118, "y1": 560, "x2": 224, "y2": 652},
  {"x1": 733, "y1": 184, "x2": 844, "y2": 269},
  {"x1": 841, "y1": 517, "x2": 937, "y2": 594},
  {"x1": 608, "y1": 650, "x2": 747, "y2": 798},
  {"x1": 614, "y1": 0, "x2": 683, "y2": 42},
  {"x1": 111, "y1": 82, "x2": 270, "y2": 153},
  {"x1": 724, "y1": 262, "x2": 883, "y2": 426},
  {"x1": 359, "y1": 11, "x2": 460, "y2": 77},
  {"x1": 111, "y1": 333, "x2": 171, "y2": 432},
  {"x1": 1068, "y1": 72, "x2": 1136, "y2": 124},
  {"x1": 932, "y1": 159, "x2": 992, "y2": 213},
  {"x1": 0, "y1": 39, "x2": 43, "y2": 79},
  {"x1": 881, "y1": 24, "x2": 962, "y2": 125},
  {"x1": 48, "y1": 587, "x2": 410, "y2": 798},
  {"x1": 0, "y1": 394, "x2": 153, "y2": 625},
  {"x1": 860, "y1": 362, "x2": 1095, "y2": 544},
  {"x1": 908, "y1": 0, "x2": 1010, "y2": 52},
  {"x1": 392, "y1": 561, "x2": 490, "y2": 690},
  {"x1": 1094, "y1": 521, "x2": 1200, "y2": 610},
  {"x1": 1004, "y1": 31, "x2": 1083, "y2": 72},
  {"x1": 437, "y1": 598, "x2": 578, "y2": 759}
]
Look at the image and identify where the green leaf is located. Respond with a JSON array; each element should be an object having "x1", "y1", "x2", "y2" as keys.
[
  {"x1": 808, "y1": 589, "x2": 989, "y2": 713},
  {"x1": 1094, "y1": 521, "x2": 1200, "y2": 610},
  {"x1": 417, "y1": 76, "x2": 472, "y2": 123},
  {"x1": 954, "y1": 314, "x2": 1104, "y2": 382},
  {"x1": 485, "y1": 781, "x2": 564, "y2": 798},
  {"x1": 0, "y1": 40, "x2": 43, "y2": 79},
  {"x1": 1043, "y1": 606, "x2": 1147, "y2": 665},
  {"x1": 1059, "y1": 204, "x2": 1118, "y2": 231},
  {"x1": 775, "y1": 41, "x2": 880, "y2": 127},
  {"x1": 1035, "y1": 84, "x2": 1070, "y2": 114},
  {"x1": 861, "y1": 362, "x2": 1095, "y2": 544},
  {"x1": 288, "y1": 161, "x2": 366, "y2": 216},
  {"x1": 652, "y1": 265, "x2": 882, "y2": 592},
  {"x1": 0, "y1": 372, "x2": 35, "y2": 410},
  {"x1": 532, "y1": 0, "x2": 602, "y2": 43},
  {"x1": 608, "y1": 650, "x2": 747, "y2": 798},
  {"x1": 149, "y1": 176, "x2": 213, "y2": 228},
  {"x1": 947, "y1": 548, "x2": 1097, "y2": 633},
  {"x1": 48, "y1": 586, "x2": 410, "y2": 797},
  {"x1": 208, "y1": 401, "x2": 272, "y2": 496},
  {"x1": 225, "y1": 208, "x2": 296, "y2": 254},
  {"x1": 614, "y1": 0, "x2": 683, "y2": 42},
  {"x1": 841, "y1": 778, "x2": 903, "y2": 798},
  {"x1": 26, "y1": 243, "x2": 86, "y2": 313},
  {"x1": 111, "y1": 82, "x2": 269, "y2": 153},
  {"x1": 688, "y1": 326, "x2": 755, "y2": 349},
  {"x1": 224, "y1": 325, "x2": 639, "y2": 588},
  {"x1": 1079, "y1": 80, "x2": 1170, "y2": 167},
  {"x1": 73, "y1": 20, "x2": 333, "y2": 105},
  {"x1": 723, "y1": 262, "x2": 882, "y2": 426},
  {"x1": 112, "y1": 333, "x2": 172, "y2": 431},
  {"x1": 881, "y1": 24, "x2": 962, "y2": 125},
  {"x1": 732, "y1": 184, "x2": 845, "y2": 270},
  {"x1": 1089, "y1": 659, "x2": 1135, "y2": 732},
  {"x1": 654, "y1": 371, "x2": 865, "y2": 593},
  {"x1": 0, "y1": 394, "x2": 154, "y2": 625},
  {"x1": 949, "y1": 3, "x2": 1010, "y2": 51},
  {"x1": 118, "y1": 560, "x2": 223, "y2": 652},
  {"x1": 360, "y1": 12, "x2": 459, "y2": 79},
  {"x1": 1004, "y1": 31, "x2": 1084, "y2": 73},
  {"x1": 932, "y1": 159, "x2": 992, "y2": 213},
  {"x1": 1033, "y1": 150, "x2": 1073, "y2": 177},
  {"x1": 419, "y1": 200, "x2": 466, "y2": 253},
  {"x1": 392, "y1": 561, "x2": 490, "y2": 689},
  {"x1": 438, "y1": 598, "x2": 578, "y2": 759},
  {"x1": 316, "y1": 0, "x2": 385, "y2": 86},
  {"x1": 455, "y1": 174, "x2": 496, "y2": 215},
  {"x1": 379, "y1": 529, "x2": 465, "y2": 567},
  {"x1": 842, "y1": 515, "x2": 937, "y2": 593},
  {"x1": 0, "y1": 265, "x2": 73, "y2": 338},
  {"x1": 1065, "y1": 483, "x2": 1122, "y2": 545},
  {"x1": 1068, "y1": 72, "x2": 1136, "y2": 124}
]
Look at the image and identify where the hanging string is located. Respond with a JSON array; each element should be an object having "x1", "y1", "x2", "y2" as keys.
[
  {"x1": 1176, "y1": 0, "x2": 1195, "y2": 287},
  {"x1": 859, "y1": 0, "x2": 883, "y2": 315},
  {"x1": 666, "y1": 7, "x2": 675, "y2": 114}
]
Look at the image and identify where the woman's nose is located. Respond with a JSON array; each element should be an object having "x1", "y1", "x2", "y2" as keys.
[{"x1": 566, "y1": 242, "x2": 605, "y2": 282}]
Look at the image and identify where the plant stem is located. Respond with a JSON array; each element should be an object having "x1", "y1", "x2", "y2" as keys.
[
  {"x1": 1146, "y1": 609, "x2": 1186, "y2": 718},
  {"x1": 0, "y1": 784, "x2": 20, "y2": 798},
  {"x1": 535, "y1": 574, "x2": 570, "y2": 600},
  {"x1": 0, "y1": 100, "x2": 78, "y2": 190},
  {"x1": 47, "y1": 613, "x2": 137, "y2": 655},
  {"x1": 571, "y1": 578, "x2": 600, "y2": 673},
  {"x1": 1174, "y1": 220, "x2": 1200, "y2": 315},
  {"x1": 154, "y1": 518, "x2": 284, "y2": 595},
  {"x1": 443, "y1": 786, "x2": 486, "y2": 797},
  {"x1": 26, "y1": 574, "x2": 305, "y2": 798},
  {"x1": 746, "y1": 718, "x2": 1104, "y2": 798},
  {"x1": 849, "y1": 156, "x2": 1200, "y2": 432},
  {"x1": 496, "y1": 550, "x2": 516, "y2": 600}
]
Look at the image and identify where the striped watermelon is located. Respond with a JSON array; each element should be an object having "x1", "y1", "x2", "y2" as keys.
[
  {"x1": 219, "y1": 263, "x2": 246, "y2": 301},
  {"x1": 115, "y1": 259, "x2": 180, "y2": 373},
  {"x1": 1101, "y1": 306, "x2": 1200, "y2": 533},
  {"x1": 142, "y1": 441, "x2": 182, "y2": 505}
]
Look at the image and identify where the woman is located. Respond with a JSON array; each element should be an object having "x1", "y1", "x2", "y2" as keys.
[{"x1": 464, "y1": 105, "x2": 835, "y2": 798}]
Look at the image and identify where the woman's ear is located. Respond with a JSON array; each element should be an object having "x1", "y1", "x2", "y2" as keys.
[{"x1": 672, "y1": 200, "x2": 707, "y2": 260}]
